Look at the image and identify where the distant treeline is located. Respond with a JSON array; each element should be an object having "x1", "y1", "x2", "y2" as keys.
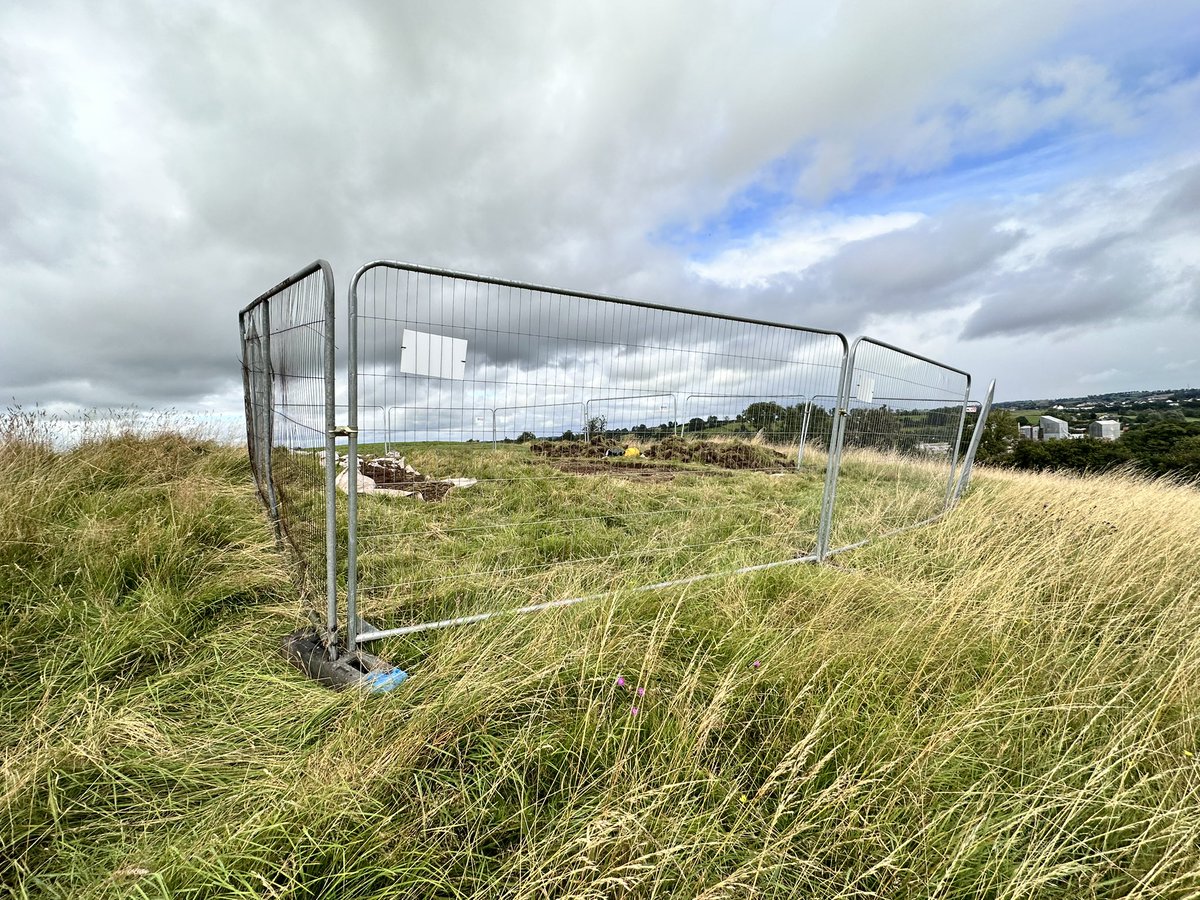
[{"x1": 965, "y1": 411, "x2": 1200, "y2": 479}]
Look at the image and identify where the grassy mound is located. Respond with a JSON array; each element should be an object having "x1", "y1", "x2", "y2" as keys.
[{"x1": 2, "y1": 427, "x2": 1198, "y2": 898}]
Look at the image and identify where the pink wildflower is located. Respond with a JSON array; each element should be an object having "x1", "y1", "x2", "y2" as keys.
[
  {"x1": 636, "y1": 686, "x2": 646, "y2": 697},
  {"x1": 752, "y1": 660, "x2": 761, "y2": 669},
  {"x1": 616, "y1": 676, "x2": 626, "y2": 688},
  {"x1": 630, "y1": 707, "x2": 639, "y2": 716}
]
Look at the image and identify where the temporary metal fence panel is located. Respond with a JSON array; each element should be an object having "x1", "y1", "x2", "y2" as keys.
[
  {"x1": 953, "y1": 379, "x2": 996, "y2": 502},
  {"x1": 239, "y1": 260, "x2": 337, "y2": 637},
  {"x1": 345, "y1": 261, "x2": 849, "y2": 647},
  {"x1": 821, "y1": 337, "x2": 970, "y2": 555}
]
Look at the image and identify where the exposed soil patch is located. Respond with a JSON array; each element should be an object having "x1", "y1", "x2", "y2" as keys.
[
  {"x1": 529, "y1": 440, "x2": 617, "y2": 459},
  {"x1": 532, "y1": 439, "x2": 787, "y2": 480},
  {"x1": 643, "y1": 436, "x2": 787, "y2": 470},
  {"x1": 549, "y1": 460, "x2": 732, "y2": 481},
  {"x1": 359, "y1": 457, "x2": 464, "y2": 502},
  {"x1": 533, "y1": 437, "x2": 788, "y2": 472}
]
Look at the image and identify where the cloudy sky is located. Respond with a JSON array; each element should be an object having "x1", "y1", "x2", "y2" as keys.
[{"x1": 3, "y1": 0, "x2": 1198, "y2": 427}]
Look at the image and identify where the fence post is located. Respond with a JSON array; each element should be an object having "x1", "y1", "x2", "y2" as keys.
[
  {"x1": 943, "y1": 376, "x2": 973, "y2": 509},
  {"x1": 815, "y1": 340, "x2": 855, "y2": 560},
  {"x1": 346, "y1": 265, "x2": 367, "y2": 652},
  {"x1": 322, "y1": 267, "x2": 339, "y2": 646},
  {"x1": 239, "y1": 313, "x2": 257, "y2": 493},
  {"x1": 953, "y1": 379, "x2": 995, "y2": 504},
  {"x1": 797, "y1": 399, "x2": 812, "y2": 468}
]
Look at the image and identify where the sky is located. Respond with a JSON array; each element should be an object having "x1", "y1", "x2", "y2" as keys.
[{"x1": 2, "y1": 0, "x2": 1198, "y2": 435}]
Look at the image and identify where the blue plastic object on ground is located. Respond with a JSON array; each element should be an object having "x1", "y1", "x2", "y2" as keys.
[{"x1": 360, "y1": 667, "x2": 409, "y2": 694}]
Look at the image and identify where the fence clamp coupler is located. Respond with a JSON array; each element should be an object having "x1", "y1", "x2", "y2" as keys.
[{"x1": 330, "y1": 426, "x2": 357, "y2": 437}]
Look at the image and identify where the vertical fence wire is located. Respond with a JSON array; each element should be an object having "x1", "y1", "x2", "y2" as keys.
[
  {"x1": 824, "y1": 337, "x2": 970, "y2": 553},
  {"x1": 239, "y1": 261, "x2": 336, "y2": 629},
  {"x1": 347, "y1": 262, "x2": 850, "y2": 645}
]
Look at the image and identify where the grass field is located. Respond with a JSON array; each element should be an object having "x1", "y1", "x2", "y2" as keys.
[{"x1": 2, "y1": 419, "x2": 1199, "y2": 898}]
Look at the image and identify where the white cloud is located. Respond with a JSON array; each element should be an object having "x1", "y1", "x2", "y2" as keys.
[
  {"x1": 688, "y1": 212, "x2": 924, "y2": 289},
  {"x1": 0, "y1": 0, "x2": 1197, "y2": 411}
]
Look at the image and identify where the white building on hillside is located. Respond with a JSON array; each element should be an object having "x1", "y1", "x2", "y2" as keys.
[
  {"x1": 1040, "y1": 415, "x2": 1070, "y2": 440},
  {"x1": 1089, "y1": 419, "x2": 1120, "y2": 441}
]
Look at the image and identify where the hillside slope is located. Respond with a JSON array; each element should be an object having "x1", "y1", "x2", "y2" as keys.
[{"x1": 2, "y1": 430, "x2": 1198, "y2": 899}]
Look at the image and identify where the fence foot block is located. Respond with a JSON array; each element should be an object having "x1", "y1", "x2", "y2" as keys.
[{"x1": 280, "y1": 629, "x2": 408, "y2": 694}]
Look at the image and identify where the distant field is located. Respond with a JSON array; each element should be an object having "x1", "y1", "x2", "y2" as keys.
[
  {"x1": 1002, "y1": 407, "x2": 1048, "y2": 420},
  {"x1": 2, "y1": 426, "x2": 1198, "y2": 898}
]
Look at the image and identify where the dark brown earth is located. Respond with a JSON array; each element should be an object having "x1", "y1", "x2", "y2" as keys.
[
  {"x1": 643, "y1": 436, "x2": 787, "y2": 470},
  {"x1": 529, "y1": 440, "x2": 616, "y2": 459},
  {"x1": 548, "y1": 460, "x2": 733, "y2": 482},
  {"x1": 360, "y1": 460, "x2": 455, "y2": 501},
  {"x1": 532, "y1": 437, "x2": 788, "y2": 471}
]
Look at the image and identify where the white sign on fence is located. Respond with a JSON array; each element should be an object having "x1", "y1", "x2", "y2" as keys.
[
  {"x1": 855, "y1": 376, "x2": 875, "y2": 404},
  {"x1": 399, "y1": 329, "x2": 468, "y2": 380}
]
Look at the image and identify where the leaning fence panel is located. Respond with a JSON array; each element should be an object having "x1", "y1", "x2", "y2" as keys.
[
  {"x1": 953, "y1": 379, "x2": 996, "y2": 503},
  {"x1": 823, "y1": 337, "x2": 970, "y2": 554},
  {"x1": 239, "y1": 260, "x2": 337, "y2": 636},
  {"x1": 346, "y1": 261, "x2": 849, "y2": 646}
]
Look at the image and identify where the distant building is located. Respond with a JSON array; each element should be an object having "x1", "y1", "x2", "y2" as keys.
[
  {"x1": 1040, "y1": 415, "x2": 1070, "y2": 440},
  {"x1": 915, "y1": 441, "x2": 950, "y2": 455},
  {"x1": 1019, "y1": 425, "x2": 1041, "y2": 440},
  {"x1": 1089, "y1": 419, "x2": 1120, "y2": 441}
]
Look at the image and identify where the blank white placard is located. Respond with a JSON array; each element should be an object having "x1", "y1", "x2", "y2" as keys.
[{"x1": 398, "y1": 329, "x2": 468, "y2": 380}]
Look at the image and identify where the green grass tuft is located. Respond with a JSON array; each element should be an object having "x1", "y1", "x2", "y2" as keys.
[{"x1": 2, "y1": 425, "x2": 1198, "y2": 898}]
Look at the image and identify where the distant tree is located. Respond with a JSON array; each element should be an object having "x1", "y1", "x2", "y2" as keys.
[
  {"x1": 742, "y1": 401, "x2": 785, "y2": 431},
  {"x1": 705, "y1": 415, "x2": 719, "y2": 429},
  {"x1": 1162, "y1": 435, "x2": 1200, "y2": 478},
  {"x1": 801, "y1": 406, "x2": 834, "y2": 448},
  {"x1": 1010, "y1": 437, "x2": 1133, "y2": 474},
  {"x1": 687, "y1": 416, "x2": 707, "y2": 433},
  {"x1": 960, "y1": 409, "x2": 1019, "y2": 465},
  {"x1": 585, "y1": 415, "x2": 607, "y2": 442},
  {"x1": 1119, "y1": 421, "x2": 1200, "y2": 476},
  {"x1": 844, "y1": 406, "x2": 901, "y2": 452},
  {"x1": 517, "y1": 431, "x2": 537, "y2": 443},
  {"x1": 1118, "y1": 420, "x2": 1200, "y2": 456},
  {"x1": 779, "y1": 403, "x2": 805, "y2": 438}
]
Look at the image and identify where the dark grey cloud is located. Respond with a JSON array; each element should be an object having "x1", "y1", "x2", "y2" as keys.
[
  {"x1": 827, "y1": 216, "x2": 1022, "y2": 298},
  {"x1": 1, "y1": 0, "x2": 1198, "y2": 413}
]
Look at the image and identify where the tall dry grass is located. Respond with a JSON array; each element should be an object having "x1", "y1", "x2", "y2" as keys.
[{"x1": 1, "y1": 423, "x2": 1197, "y2": 898}]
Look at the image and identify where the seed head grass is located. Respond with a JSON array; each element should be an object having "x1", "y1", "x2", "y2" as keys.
[{"x1": 1, "y1": 419, "x2": 1198, "y2": 898}]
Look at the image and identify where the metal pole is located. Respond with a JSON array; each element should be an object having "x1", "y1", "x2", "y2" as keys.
[
  {"x1": 354, "y1": 552, "x2": 821, "y2": 644},
  {"x1": 346, "y1": 268, "x2": 363, "y2": 653},
  {"x1": 797, "y1": 399, "x2": 812, "y2": 468},
  {"x1": 943, "y1": 375, "x2": 973, "y2": 509},
  {"x1": 815, "y1": 341, "x2": 856, "y2": 561},
  {"x1": 322, "y1": 264, "x2": 338, "y2": 645},
  {"x1": 492, "y1": 408, "x2": 497, "y2": 450},
  {"x1": 238, "y1": 313, "x2": 258, "y2": 496},
  {"x1": 953, "y1": 379, "x2": 995, "y2": 503},
  {"x1": 259, "y1": 302, "x2": 279, "y2": 525}
]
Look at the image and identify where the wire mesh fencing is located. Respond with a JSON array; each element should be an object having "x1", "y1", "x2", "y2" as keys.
[
  {"x1": 238, "y1": 258, "x2": 988, "y2": 660},
  {"x1": 239, "y1": 260, "x2": 337, "y2": 635},
  {"x1": 344, "y1": 261, "x2": 850, "y2": 646},
  {"x1": 821, "y1": 338, "x2": 970, "y2": 554}
]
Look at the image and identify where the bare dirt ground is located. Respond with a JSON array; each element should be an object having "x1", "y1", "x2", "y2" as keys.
[
  {"x1": 532, "y1": 436, "x2": 788, "y2": 472},
  {"x1": 547, "y1": 460, "x2": 734, "y2": 482}
]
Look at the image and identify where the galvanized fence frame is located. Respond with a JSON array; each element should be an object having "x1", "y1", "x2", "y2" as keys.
[
  {"x1": 953, "y1": 379, "x2": 996, "y2": 502},
  {"x1": 818, "y1": 337, "x2": 972, "y2": 558},
  {"x1": 344, "y1": 260, "x2": 852, "y2": 650},
  {"x1": 239, "y1": 260, "x2": 338, "y2": 642},
  {"x1": 239, "y1": 259, "x2": 993, "y2": 668}
]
